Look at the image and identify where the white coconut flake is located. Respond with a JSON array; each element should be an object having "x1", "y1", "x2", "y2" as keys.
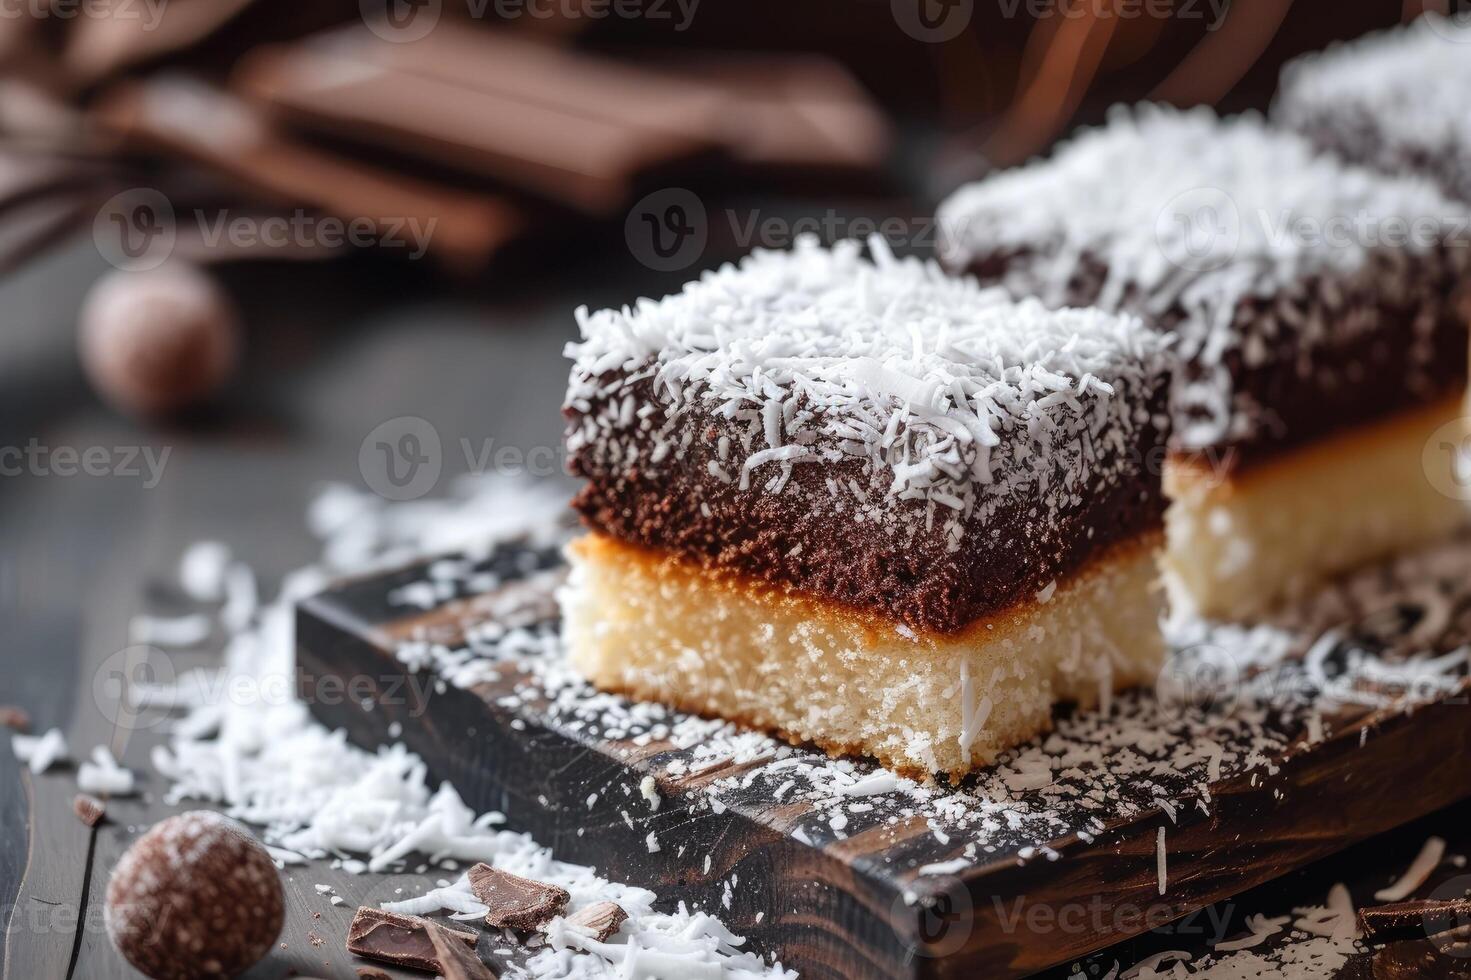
[
  {"x1": 1276, "y1": 14, "x2": 1471, "y2": 194},
  {"x1": 564, "y1": 235, "x2": 1165, "y2": 553},
  {"x1": 937, "y1": 103, "x2": 1471, "y2": 451},
  {"x1": 1156, "y1": 826, "x2": 1168, "y2": 896},
  {"x1": 129, "y1": 612, "x2": 211, "y2": 647},
  {"x1": 1211, "y1": 913, "x2": 1290, "y2": 953},
  {"x1": 640, "y1": 775, "x2": 661, "y2": 811},
  {"x1": 1373, "y1": 835, "x2": 1447, "y2": 902},
  {"x1": 119, "y1": 475, "x2": 793, "y2": 980},
  {"x1": 77, "y1": 745, "x2": 136, "y2": 796},
  {"x1": 12, "y1": 728, "x2": 67, "y2": 775},
  {"x1": 179, "y1": 540, "x2": 232, "y2": 601}
]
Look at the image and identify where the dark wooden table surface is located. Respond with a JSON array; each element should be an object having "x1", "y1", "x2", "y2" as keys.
[
  {"x1": 0, "y1": 235, "x2": 628, "y2": 979},
  {"x1": 4, "y1": 234, "x2": 1471, "y2": 979}
]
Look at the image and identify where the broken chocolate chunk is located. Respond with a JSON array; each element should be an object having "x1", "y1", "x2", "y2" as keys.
[
  {"x1": 355, "y1": 969, "x2": 392, "y2": 980},
  {"x1": 467, "y1": 863, "x2": 570, "y2": 931},
  {"x1": 72, "y1": 794, "x2": 105, "y2": 827},
  {"x1": 426, "y1": 920, "x2": 498, "y2": 979},
  {"x1": 346, "y1": 907, "x2": 477, "y2": 972},
  {"x1": 564, "y1": 901, "x2": 628, "y2": 942},
  {"x1": 1360, "y1": 898, "x2": 1471, "y2": 945},
  {"x1": 1367, "y1": 938, "x2": 1471, "y2": 978}
]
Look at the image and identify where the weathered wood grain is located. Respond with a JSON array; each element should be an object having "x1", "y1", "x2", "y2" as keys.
[{"x1": 297, "y1": 544, "x2": 1471, "y2": 980}]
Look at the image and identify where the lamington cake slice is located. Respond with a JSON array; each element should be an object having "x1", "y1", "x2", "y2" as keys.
[
  {"x1": 937, "y1": 105, "x2": 1471, "y2": 619},
  {"x1": 1275, "y1": 13, "x2": 1471, "y2": 203},
  {"x1": 560, "y1": 236, "x2": 1172, "y2": 778}
]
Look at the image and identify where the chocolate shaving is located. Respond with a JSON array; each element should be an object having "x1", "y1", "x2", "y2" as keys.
[
  {"x1": 346, "y1": 906, "x2": 477, "y2": 972},
  {"x1": 1366, "y1": 938, "x2": 1471, "y2": 979},
  {"x1": 467, "y1": 863, "x2": 570, "y2": 931},
  {"x1": 0, "y1": 706, "x2": 30, "y2": 732},
  {"x1": 72, "y1": 794, "x2": 105, "y2": 827},
  {"x1": 1360, "y1": 898, "x2": 1471, "y2": 945},
  {"x1": 426, "y1": 920, "x2": 498, "y2": 979},
  {"x1": 565, "y1": 901, "x2": 628, "y2": 942}
]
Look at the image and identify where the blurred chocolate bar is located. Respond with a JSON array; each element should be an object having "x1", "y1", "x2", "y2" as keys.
[
  {"x1": 64, "y1": 0, "x2": 260, "y2": 83},
  {"x1": 232, "y1": 22, "x2": 891, "y2": 215},
  {"x1": 656, "y1": 52, "x2": 892, "y2": 177},
  {"x1": 341, "y1": 21, "x2": 890, "y2": 176},
  {"x1": 233, "y1": 28, "x2": 713, "y2": 216},
  {"x1": 91, "y1": 75, "x2": 520, "y2": 270}
]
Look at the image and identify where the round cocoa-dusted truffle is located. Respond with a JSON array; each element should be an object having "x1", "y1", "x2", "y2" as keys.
[
  {"x1": 105, "y1": 811, "x2": 284, "y2": 980},
  {"x1": 78, "y1": 263, "x2": 240, "y2": 418}
]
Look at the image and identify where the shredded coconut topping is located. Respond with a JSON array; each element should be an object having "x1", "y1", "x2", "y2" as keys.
[
  {"x1": 565, "y1": 235, "x2": 1164, "y2": 550},
  {"x1": 1276, "y1": 14, "x2": 1471, "y2": 174},
  {"x1": 937, "y1": 104, "x2": 1471, "y2": 449}
]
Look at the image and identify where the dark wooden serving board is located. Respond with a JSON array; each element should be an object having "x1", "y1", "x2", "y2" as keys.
[{"x1": 296, "y1": 539, "x2": 1471, "y2": 980}]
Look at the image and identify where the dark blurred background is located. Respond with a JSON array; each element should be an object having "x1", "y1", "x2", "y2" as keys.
[{"x1": 0, "y1": 0, "x2": 1463, "y2": 447}]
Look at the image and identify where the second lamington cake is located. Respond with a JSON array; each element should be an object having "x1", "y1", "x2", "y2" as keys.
[
  {"x1": 1275, "y1": 13, "x2": 1471, "y2": 204},
  {"x1": 938, "y1": 105, "x2": 1471, "y2": 619},
  {"x1": 561, "y1": 237, "x2": 1171, "y2": 778}
]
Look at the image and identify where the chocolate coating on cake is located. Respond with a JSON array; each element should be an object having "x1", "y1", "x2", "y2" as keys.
[
  {"x1": 569, "y1": 373, "x2": 1167, "y2": 634},
  {"x1": 566, "y1": 238, "x2": 1170, "y2": 634},
  {"x1": 1275, "y1": 14, "x2": 1471, "y2": 205},
  {"x1": 959, "y1": 249, "x2": 1470, "y2": 471},
  {"x1": 938, "y1": 105, "x2": 1471, "y2": 468}
]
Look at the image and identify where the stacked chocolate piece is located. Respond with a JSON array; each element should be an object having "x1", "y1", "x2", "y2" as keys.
[{"x1": 561, "y1": 17, "x2": 1471, "y2": 778}]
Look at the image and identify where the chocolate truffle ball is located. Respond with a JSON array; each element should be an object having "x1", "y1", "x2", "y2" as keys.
[
  {"x1": 78, "y1": 263, "x2": 239, "y2": 418},
  {"x1": 105, "y1": 811, "x2": 284, "y2": 980}
]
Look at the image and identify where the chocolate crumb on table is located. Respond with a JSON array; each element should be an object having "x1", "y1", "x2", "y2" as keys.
[
  {"x1": 1359, "y1": 898, "x2": 1471, "y2": 945},
  {"x1": 355, "y1": 968, "x2": 392, "y2": 980},
  {"x1": 426, "y1": 920, "x2": 499, "y2": 980},
  {"x1": 467, "y1": 863, "x2": 570, "y2": 931},
  {"x1": 0, "y1": 706, "x2": 29, "y2": 732},
  {"x1": 565, "y1": 901, "x2": 629, "y2": 942},
  {"x1": 71, "y1": 793, "x2": 105, "y2": 826},
  {"x1": 346, "y1": 906, "x2": 478, "y2": 973}
]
